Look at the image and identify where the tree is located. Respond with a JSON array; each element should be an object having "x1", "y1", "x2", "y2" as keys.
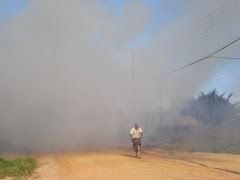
[{"x1": 182, "y1": 89, "x2": 238, "y2": 125}]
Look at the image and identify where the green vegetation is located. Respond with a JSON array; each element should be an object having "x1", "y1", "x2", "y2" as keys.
[
  {"x1": 164, "y1": 143, "x2": 240, "y2": 155},
  {"x1": 0, "y1": 157, "x2": 36, "y2": 179}
]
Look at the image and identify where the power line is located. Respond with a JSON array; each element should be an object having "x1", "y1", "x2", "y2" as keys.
[
  {"x1": 213, "y1": 1, "x2": 240, "y2": 25},
  {"x1": 189, "y1": 1, "x2": 240, "y2": 43},
  {"x1": 195, "y1": 1, "x2": 240, "y2": 34},
  {"x1": 189, "y1": 0, "x2": 240, "y2": 37},
  {"x1": 181, "y1": 5, "x2": 240, "y2": 48},
  {"x1": 190, "y1": 0, "x2": 233, "y2": 32},
  {"x1": 160, "y1": 36, "x2": 240, "y2": 78},
  {"x1": 210, "y1": 56, "x2": 240, "y2": 60},
  {"x1": 179, "y1": 0, "x2": 240, "y2": 47},
  {"x1": 212, "y1": 0, "x2": 239, "y2": 20},
  {"x1": 213, "y1": 4, "x2": 240, "y2": 27}
]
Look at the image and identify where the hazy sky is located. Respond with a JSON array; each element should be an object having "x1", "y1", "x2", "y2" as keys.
[{"x1": 1, "y1": 0, "x2": 239, "y2": 99}]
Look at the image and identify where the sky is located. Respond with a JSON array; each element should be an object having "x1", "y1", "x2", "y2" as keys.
[
  {"x1": 0, "y1": 0, "x2": 27, "y2": 22},
  {"x1": 1, "y1": 0, "x2": 239, "y2": 100}
]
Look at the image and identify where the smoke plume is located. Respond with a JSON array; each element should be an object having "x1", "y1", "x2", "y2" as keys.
[{"x1": 0, "y1": 0, "x2": 239, "y2": 152}]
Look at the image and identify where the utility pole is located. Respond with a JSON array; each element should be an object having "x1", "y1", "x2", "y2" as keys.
[
  {"x1": 159, "y1": 87, "x2": 162, "y2": 129},
  {"x1": 210, "y1": 13, "x2": 213, "y2": 29},
  {"x1": 132, "y1": 51, "x2": 135, "y2": 124}
]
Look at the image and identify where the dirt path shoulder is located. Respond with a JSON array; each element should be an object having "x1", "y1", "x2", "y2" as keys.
[{"x1": 23, "y1": 149, "x2": 240, "y2": 180}]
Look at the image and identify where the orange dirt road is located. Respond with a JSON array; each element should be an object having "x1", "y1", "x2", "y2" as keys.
[{"x1": 21, "y1": 148, "x2": 240, "y2": 180}]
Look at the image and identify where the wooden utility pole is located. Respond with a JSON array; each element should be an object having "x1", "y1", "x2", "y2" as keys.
[
  {"x1": 159, "y1": 87, "x2": 162, "y2": 129},
  {"x1": 210, "y1": 13, "x2": 213, "y2": 29},
  {"x1": 132, "y1": 51, "x2": 135, "y2": 124}
]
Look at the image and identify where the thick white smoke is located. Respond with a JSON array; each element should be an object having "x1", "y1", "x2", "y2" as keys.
[{"x1": 0, "y1": 0, "x2": 239, "y2": 151}]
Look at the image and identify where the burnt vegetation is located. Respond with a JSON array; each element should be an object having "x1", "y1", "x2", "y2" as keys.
[
  {"x1": 143, "y1": 90, "x2": 240, "y2": 154},
  {"x1": 182, "y1": 89, "x2": 240, "y2": 125}
]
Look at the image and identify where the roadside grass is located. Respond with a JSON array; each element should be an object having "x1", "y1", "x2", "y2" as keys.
[
  {"x1": 164, "y1": 143, "x2": 240, "y2": 155},
  {"x1": 0, "y1": 157, "x2": 37, "y2": 179}
]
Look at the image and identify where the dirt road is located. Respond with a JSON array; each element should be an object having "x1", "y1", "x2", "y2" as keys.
[{"x1": 21, "y1": 148, "x2": 240, "y2": 180}]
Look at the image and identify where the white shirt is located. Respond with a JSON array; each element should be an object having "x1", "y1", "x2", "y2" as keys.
[{"x1": 130, "y1": 127, "x2": 143, "y2": 138}]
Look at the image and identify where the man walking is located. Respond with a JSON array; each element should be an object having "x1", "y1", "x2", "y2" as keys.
[{"x1": 130, "y1": 124, "x2": 143, "y2": 158}]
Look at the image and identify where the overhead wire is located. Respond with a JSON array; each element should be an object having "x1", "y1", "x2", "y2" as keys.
[
  {"x1": 190, "y1": 0, "x2": 240, "y2": 36},
  {"x1": 212, "y1": 3, "x2": 240, "y2": 26},
  {"x1": 160, "y1": 36, "x2": 240, "y2": 78},
  {"x1": 190, "y1": 0, "x2": 234, "y2": 34},
  {"x1": 179, "y1": 0, "x2": 240, "y2": 47},
  {"x1": 190, "y1": 0, "x2": 239, "y2": 34},
  {"x1": 210, "y1": 56, "x2": 240, "y2": 60},
  {"x1": 156, "y1": 1, "x2": 240, "y2": 78}
]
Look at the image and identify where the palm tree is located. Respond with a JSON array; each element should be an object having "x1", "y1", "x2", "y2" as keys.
[{"x1": 182, "y1": 89, "x2": 238, "y2": 125}]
